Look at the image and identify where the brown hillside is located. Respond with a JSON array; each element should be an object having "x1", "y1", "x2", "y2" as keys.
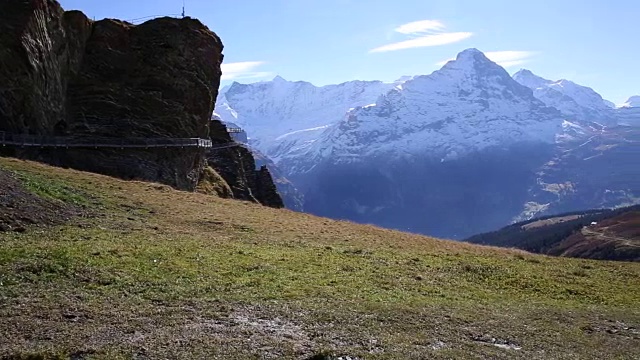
[{"x1": 549, "y1": 210, "x2": 640, "y2": 261}]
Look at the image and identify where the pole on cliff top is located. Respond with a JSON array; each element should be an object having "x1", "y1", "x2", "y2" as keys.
[{"x1": 182, "y1": 0, "x2": 185, "y2": 18}]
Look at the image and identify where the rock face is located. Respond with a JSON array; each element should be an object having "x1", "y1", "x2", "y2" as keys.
[
  {"x1": 205, "y1": 119, "x2": 284, "y2": 208},
  {"x1": 617, "y1": 107, "x2": 640, "y2": 127},
  {"x1": 0, "y1": 0, "x2": 222, "y2": 190},
  {"x1": 251, "y1": 148, "x2": 304, "y2": 211},
  {"x1": 212, "y1": 114, "x2": 303, "y2": 210},
  {"x1": 0, "y1": 0, "x2": 76, "y2": 134}
]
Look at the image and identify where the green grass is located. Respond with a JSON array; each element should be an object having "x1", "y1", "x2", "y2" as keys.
[
  {"x1": 0, "y1": 158, "x2": 639, "y2": 359},
  {"x1": 13, "y1": 170, "x2": 91, "y2": 206}
]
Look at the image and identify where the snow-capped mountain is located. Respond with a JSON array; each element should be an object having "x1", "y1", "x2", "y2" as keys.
[
  {"x1": 213, "y1": 48, "x2": 638, "y2": 239},
  {"x1": 616, "y1": 96, "x2": 640, "y2": 126},
  {"x1": 214, "y1": 77, "x2": 395, "y2": 161},
  {"x1": 281, "y1": 49, "x2": 577, "y2": 238},
  {"x1": 621, "y1": 96, "x2": 640, "y2": 108},
  {"x1": 292, "y1": 49, "x2": 562, "y2": 172},
  {"x1": 512, "y1": 69, "x2": 616, "y2": 124}
]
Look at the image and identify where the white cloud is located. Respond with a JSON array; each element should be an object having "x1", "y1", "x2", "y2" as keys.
[
  {"x1": 371, "y1": 32, "x2": 474, "y2": 53},
  {"x1": 436, "y1": 51, "x2": 536, "y2": 67},
  {"x1": 395, "y1": 20, "x2": 445, "y2": 35},
  {"x1": 370, "y1": 19, "x2": 472, "y2": 53},
  {"x1": 221, "y1": 61, "x2": 272, "y2": 80}
]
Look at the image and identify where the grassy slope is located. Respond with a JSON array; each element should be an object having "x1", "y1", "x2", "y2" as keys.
[{"x1": 0, "y1": 158, "x2": 639, "y2": 359}]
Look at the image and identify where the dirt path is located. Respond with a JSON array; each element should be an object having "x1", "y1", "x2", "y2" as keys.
[{"x1": 582, "y1": 228, "x2": 640, "y2": 248}]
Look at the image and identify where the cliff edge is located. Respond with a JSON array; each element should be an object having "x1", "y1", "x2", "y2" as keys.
[
  {"x1": 0, "y1": 0, "x2": 283, "y2": 208},
  {"x1": 0, "y1": 0, "x2": 219, "y2": 190}
]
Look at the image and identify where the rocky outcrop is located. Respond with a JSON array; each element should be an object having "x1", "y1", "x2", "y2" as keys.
[
  {"x1": 212, "y1": 115, "x2": 298, "y2": 210},
  {"x1": 251, "y1": 149, "x2": 304, "y2": 211},
  {"x1": 0, "y1": 0, "x2": 223, "y2": 190},
  {"x1": 205, "y1": 121, "x2": 284, "y2": 208}
]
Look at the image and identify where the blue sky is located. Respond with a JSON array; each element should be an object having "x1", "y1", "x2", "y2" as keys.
[{"x1": 59, "y1": 0, "x2": 639, "y2": 104}]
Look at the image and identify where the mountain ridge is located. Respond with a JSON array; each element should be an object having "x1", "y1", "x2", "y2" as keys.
[
  {"x1": 513, "y1": 69, "x2": 617, "y2": 123},
  {"x1": 216, "y1": 76, "x2": 396, "y2": 162},
  {"x1": 465, "y1": 205, "x2": 640, "y2": 262},
  {"x1": 216, "y1": 48, "x2": 639, "y2": 238},
  {"x1": 298, "y1": 48, "x2": 562, "y2": 168}
]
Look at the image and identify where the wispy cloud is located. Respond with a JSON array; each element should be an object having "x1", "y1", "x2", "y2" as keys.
[
  {"x1": 371, "y1": 33, "x2": 473, "y2": 53},
  {"x1": 395, "y1": 20, "x2": 445, "y2": 34},
  {"x1": 221, "y1": 61, "x2": 273, "y2": 81},
  {"x1": 436, "y1": 51, "x2": 536, "y2": 67},
  {"x1": 370, "y1": 19, "x2": 472, "y2": 53}
]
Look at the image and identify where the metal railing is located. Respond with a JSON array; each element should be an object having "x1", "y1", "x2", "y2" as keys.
[
  {"x1": 0, "y1": 131, "x2": 212, "y2": 149},
  {"x1": 226, "y1": 127, "x2": 244, "y2": 134},
  {"x1": 125, "y1": 13, "x2": 183, "y2": 24}
]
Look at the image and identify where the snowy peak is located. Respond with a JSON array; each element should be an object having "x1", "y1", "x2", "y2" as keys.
[
  {"x1": 407, "y1": 49, "x2": 542, "y2": 105},
  {"x1": 440, "y1": 48, "x2": 508, "y2": 77},
  {"x1": 513, "y1": 69, "x2": 615, "y2": 123},
  {"x1": 214, "y1": 76, "x2": 396, "y2": 159},
  {"x1": 456, "y1": 48, "x2": 487, "y2": 62},
  {"x1": 513, "y1": 70, "x2": 608, "y2": 110},
  {"x1": 513, "y1": 69, "x2": 552, "y2": 89},
  {"x1": 621, "y1": 95, "x2": 640, "y2": 108},
  {"x1": 299, "y1": 49, "x2": 563, "y2": 169}
]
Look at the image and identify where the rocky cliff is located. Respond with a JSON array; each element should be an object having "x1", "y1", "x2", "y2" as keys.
[
  {"x1": 251, "y1": 149, "x2": 304, "y2": 211},
  {"x1": 0, "y1": 0, "x2": 219, "y2": 190},
  {"x1": 205, "y1": 119, "x2": 284, "y2": 208},
  {"x1": 0, "y1": 0, "x2": 284, "y2": 208}
]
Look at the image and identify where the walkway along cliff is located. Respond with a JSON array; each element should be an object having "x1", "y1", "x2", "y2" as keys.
[{"x1": 0, "y1": 0, "x2": 283, "y2": 208}]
